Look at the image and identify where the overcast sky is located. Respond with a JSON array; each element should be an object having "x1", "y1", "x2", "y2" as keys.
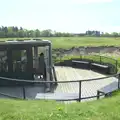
[{"x1": 0, "y1": 0, "x2": 119, "y2": 33}]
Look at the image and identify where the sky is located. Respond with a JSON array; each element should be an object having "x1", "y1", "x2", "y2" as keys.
[{"x1": 0, "y1": 0, "x2": 120, "y2": 33}]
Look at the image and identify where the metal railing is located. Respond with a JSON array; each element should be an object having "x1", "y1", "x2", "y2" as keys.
[
  {"x1": 0, "y1": 54, "x2": 119, "y2": 102},
  {"x1": 53, "y1": 54, "x2": 118, "y2": 74},
  {"x1": 0, "y1": 73, "x2": 119, "y2": 101}
]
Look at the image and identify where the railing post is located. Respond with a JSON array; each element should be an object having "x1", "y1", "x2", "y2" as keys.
[
  {"x1": 79, "y1": 81, "x2": 81, "y2": 102},
  {"x1": 53, "y1": 66, "x2": 58, "y2": 85},
  {"x1": 23, "y1": 86, "x2": 26, "y2": 99},
  {"x1": 118, "y1": 74, "x2": 120, "y2": 89}
]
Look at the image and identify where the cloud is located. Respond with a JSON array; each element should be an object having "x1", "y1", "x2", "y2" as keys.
[{"x1": 71, "y1": 0, "x2": 113, "y2": 4}]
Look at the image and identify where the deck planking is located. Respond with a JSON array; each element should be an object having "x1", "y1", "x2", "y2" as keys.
[
  {"x1": 54, "y1": 66, "x2": 118, "y2": 102},
  {"x1": 0, "y1": 66, "x2": 118, "y2": 103}
]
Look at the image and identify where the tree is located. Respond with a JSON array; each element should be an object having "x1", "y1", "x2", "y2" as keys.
[
  {"x1": 35, "y1": 29, "x2": 40, "y2": 37},
  {"x1": 7, "y1": 26, "x2": 15, "y2": 37},
  {"x1": 104, "y1": 32, "x2": 110, "y2": 37},
  {"x1": 111, "y1": 32, "x2": 118, "y2": 38},
  {"x1": 40, "y1": 29, "x2": 52, "y2": 37}
]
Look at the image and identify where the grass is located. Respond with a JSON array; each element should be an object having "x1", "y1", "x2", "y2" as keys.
[
  {"x1": 0, "y1": 91, "x2": 120, "y2": 120},
  {"x1": 1, "y1": 37, "x2": 120, "y2": 119},
  {"x1": 1, "y1": 37, "x2": 120, "y2": 48},
  {"x1": 48, "y1": 37, "x2": 120, "y2": 48}
]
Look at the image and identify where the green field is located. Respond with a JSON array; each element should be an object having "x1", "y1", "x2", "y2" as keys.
[
  {"x1": 47, "y1": 37, "x2": 120, "y2": 48},
  {"x1": 1, "y1": 37, "x2": 120, "y2": 48},
  {"x1": 0, "y1": 91, "x2": 120, "y2": 120}
]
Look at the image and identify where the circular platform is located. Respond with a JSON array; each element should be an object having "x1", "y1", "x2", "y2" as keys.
[
  {"x1": 0, "y1": 66, "x2": 118, "y2": 103},
  {"x1": 53, "y1": 66, "x2": 118, "y2": 102}
]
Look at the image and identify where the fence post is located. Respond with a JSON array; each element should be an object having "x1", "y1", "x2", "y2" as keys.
[
  {"x1": 79, "y1": 81, "x2": 81, "y2": 102},
  {"x1": 23, "y1": 86, "x2": 26, "y2": 99},
  {"x1": 118, "y1": 74, "x2": 120, "y2": 89}
]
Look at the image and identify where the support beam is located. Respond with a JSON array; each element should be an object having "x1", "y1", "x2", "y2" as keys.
[
  {"x1": 7, "y1": 48, "x2": 13, "y2": 72},
  {"x1": 49, "y1": 44, "x2": 52, "y2": 81},
  {"x1": 34, "y1": 46, "x2": 38, "y2": 69},
  {"x1": 26, "y1": 47, "x2": 33, "y2": 73}
]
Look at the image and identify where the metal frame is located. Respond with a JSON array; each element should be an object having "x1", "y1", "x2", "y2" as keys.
[
  {"x1": 0, "y1": 39, "x2": 53, "y2": 82},
  {"x1": 0, "y1": 43, "x2": 119, "y2": 101},
  {"x1": 0, "y1": 72, "x2": 119, "y2": 101}
]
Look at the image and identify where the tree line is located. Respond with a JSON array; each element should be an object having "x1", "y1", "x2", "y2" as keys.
[
  {"x1": 0, "y1": 26, "x2": 120, "y2": 38},
  {"x1": 0, "y1": 26, "x2": 73, "y2": 38},
  {"x1": 86, "y1": 30, "x2": 120, "y2": 37}
]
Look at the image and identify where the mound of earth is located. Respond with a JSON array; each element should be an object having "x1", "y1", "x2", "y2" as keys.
[{"x1": 52, "y1": 46, "x2": 120, "y2": 57}]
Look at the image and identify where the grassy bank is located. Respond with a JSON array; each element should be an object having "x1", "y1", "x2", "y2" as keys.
[
  {"x1": 1, "y1": 37, "x2": 120, "y2": 48},
  {"x1": 0, "y1": 91, "x2": 120, "y2": 120}
]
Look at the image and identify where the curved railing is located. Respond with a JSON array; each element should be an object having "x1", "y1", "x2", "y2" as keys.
[
  {"x1": 0, "y1": 54, "x2": 119, "y2": 102},
  {"x1": 0, "y1": 72, "x2": 119, "y2": 101},
  {"x1": 53, "y1": 53, "x2": 118, "y2": 74}
]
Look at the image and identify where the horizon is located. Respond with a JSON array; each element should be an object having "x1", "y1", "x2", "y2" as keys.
[{"x1": 0, "y1": 0, "x2": 119, "y2": 33}]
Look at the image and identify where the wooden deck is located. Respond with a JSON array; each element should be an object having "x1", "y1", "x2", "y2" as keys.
[
  {"x1": 0, "y1": 66, "x2": 118, "y2": 103},
  {"x1": 54, "y1": 66, "x2": 118, "y2": 102}
]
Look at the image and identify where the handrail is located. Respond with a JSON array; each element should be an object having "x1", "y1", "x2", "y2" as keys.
[
  {"x1": 0, "y1": 73, "x2": 119, "y2": 102},
  {"x1": 0, "y1": 92, "x2": 22, "y2": 99},
  {"x1": 53, "y1": 54, "x2": 117, "y2": 66},
  {"x1": 0, "y1": 53, "x2": 119, "y2": 102},
  {"x1": 90, "y1": 54, "x2": 117, "y2": 61},
  {"x1": 0, "y1": 73, "x2": 118, "y2": 83},
  {"x1": 0, "y1": 91, "x2": 106, "y2": 101},
  {"x1": 53, "y1": 53, "x2": 118, "y2": 74}
]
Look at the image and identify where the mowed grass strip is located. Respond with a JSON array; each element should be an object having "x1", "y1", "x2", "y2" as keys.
[{"x1": 0, "y1": 92, "x2": 120, "y2": 120}]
